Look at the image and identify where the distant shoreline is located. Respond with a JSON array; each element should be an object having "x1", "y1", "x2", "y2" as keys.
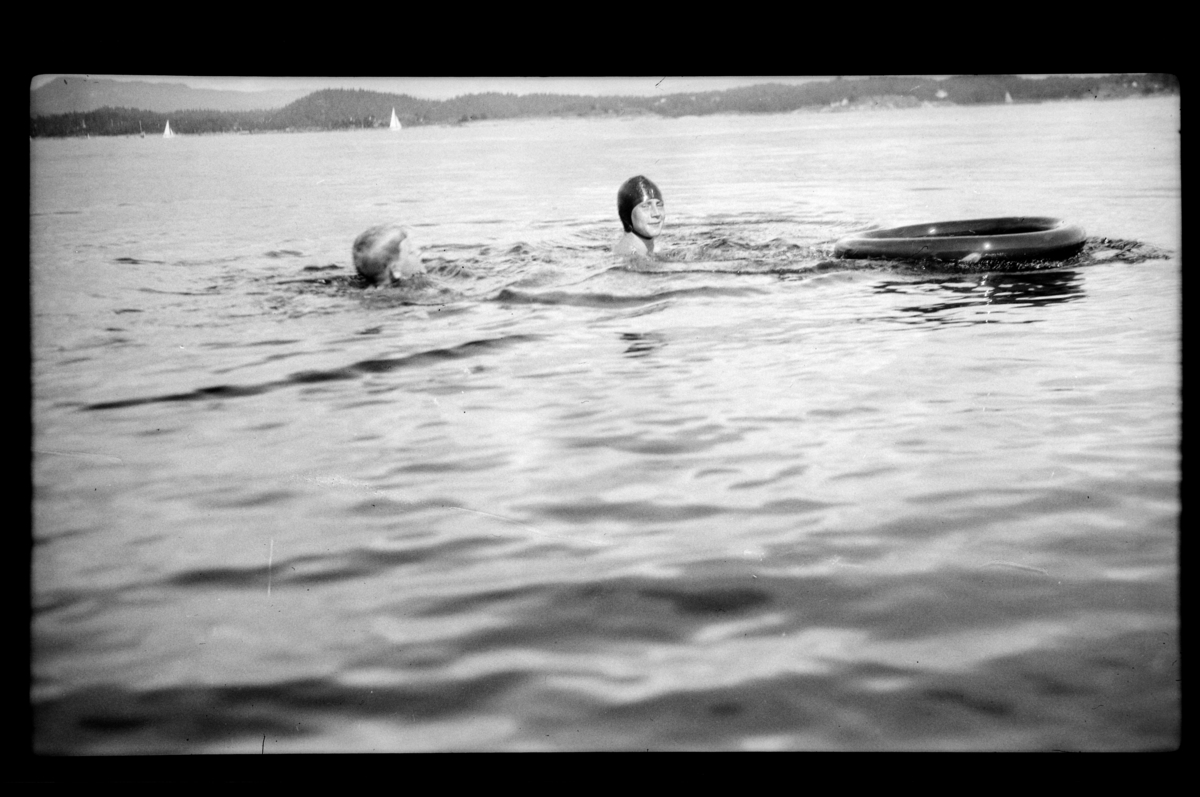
[
  {"x1": 30, "y1": 95, "x2": 1177, "y2": 141},
  {"x1": 30, "y1": 75, "x2": 1179, "y2": 139}
]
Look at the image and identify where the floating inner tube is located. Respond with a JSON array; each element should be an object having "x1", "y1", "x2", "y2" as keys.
[{"x1": 833, "y1": 217, "x2": 1087, "y2": 262}]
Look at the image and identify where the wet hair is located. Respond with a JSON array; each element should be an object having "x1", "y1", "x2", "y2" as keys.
[
  {"x1": 617, "y1": 175, "x2": 663, "y2": 233},
  {"x1": 352, "y1": 223, "x2": 409, "y2": 283}
]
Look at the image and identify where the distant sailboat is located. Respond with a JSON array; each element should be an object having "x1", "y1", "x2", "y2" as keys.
[
  {"x1": 1004, "y1": 91, "x2": 1014, "y2": 104},
  {"x1": 389, "y1": 108, "x2": 402, "y2": 131},
  {"x1": 163, "y1": 120, "x2": 176, "y2": 138}
]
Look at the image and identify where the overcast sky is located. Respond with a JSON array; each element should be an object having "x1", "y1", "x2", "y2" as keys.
[{"x1": 31, "y1": 75, "x2": 862, "y2": 100}]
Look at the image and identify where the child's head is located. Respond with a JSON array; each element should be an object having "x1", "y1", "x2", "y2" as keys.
[
  {"x1": 617, "y1": 175, "x2": 665, "y2": 236},
  {"x1": 352, "y1": 224, "x2": 423, "y2": 285}
]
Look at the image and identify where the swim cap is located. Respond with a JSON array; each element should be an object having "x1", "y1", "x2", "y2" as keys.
[{"x1": 617, "y1": 175, "x2": 663, "y2": 233}]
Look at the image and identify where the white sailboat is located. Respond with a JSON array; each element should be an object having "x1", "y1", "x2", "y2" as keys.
[
  {"x1": 1004, "y1": 91, "x2": 1014, "y2": 104},
  {"x1": 163, "y1": 120, "x2": 176, "y2": 138},
  {"x1": 389, "y1": 108, "x2": 402, "y2": 131}
]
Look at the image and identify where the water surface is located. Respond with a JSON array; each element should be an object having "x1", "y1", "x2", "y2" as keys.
[{"x1": 31, "y1": 96, "x2": 1180, "y2": 752}]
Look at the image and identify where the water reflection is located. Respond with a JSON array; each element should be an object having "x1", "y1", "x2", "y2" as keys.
[{"x1": 874, "y1": 270, "x2": 1084, "y2": 327}]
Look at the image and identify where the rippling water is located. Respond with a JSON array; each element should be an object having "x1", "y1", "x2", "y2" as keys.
[{"x1": 31, "y1": 96, "x2": 1180, "y2": 752}]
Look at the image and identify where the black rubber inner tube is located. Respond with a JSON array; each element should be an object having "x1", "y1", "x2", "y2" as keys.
[{"x1": 833, "y1": 217, "x2": 1087, "y2": 262}]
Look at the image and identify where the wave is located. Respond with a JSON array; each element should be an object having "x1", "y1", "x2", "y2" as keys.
[
  {"x1": 494, "y1": 284, "x2": 766, "y2": 308},
  {"x1": 83, "y1": 334, "x2": 541, "y2": 411},
  {"x1": 34, "y1": 565, "x2": 1178, "y2": 752},
  {"x1": 272, "y1": 222, "x2": 1174, "y2": 314}
]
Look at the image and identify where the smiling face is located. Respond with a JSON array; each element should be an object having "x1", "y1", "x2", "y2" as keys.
[{"x1": 631, "y1": 198, "x2": 666, "y2": 239}]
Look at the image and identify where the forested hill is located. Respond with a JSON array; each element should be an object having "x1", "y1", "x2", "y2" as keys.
[
  {"x1": 31, "y1": 76, "x2": 311, "y2": 116},
  {"x1": 30, "y1": 74, "x2": 1179, "y2": 138}
]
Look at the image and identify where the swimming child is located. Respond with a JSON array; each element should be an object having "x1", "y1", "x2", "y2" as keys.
[
  {"x1": 613, "y1": 175, "x2": 666, "y2": 257},
  {"x1": 352, "y1": 223, "x2": 425, "y2": 286}
]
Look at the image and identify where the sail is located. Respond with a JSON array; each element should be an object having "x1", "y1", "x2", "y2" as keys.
[
  {"x1": 389, "y1": 108, "x2": 402, "y2": 131},
  {"x1": 1005, "y1": 91, "x2": 1014, "y2": 104},
  {"x1": 163, "y1": 120, "x2": 176, "y2": 138}
]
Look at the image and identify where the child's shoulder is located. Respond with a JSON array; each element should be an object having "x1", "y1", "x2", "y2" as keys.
[{"x1": 613, "y1": 232, "x2": 649, "y2": 257}]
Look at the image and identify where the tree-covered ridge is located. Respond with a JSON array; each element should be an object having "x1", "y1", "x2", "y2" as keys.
[{"x1": 30, "y1": 74, "x2": 1179, "y2": 138}]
